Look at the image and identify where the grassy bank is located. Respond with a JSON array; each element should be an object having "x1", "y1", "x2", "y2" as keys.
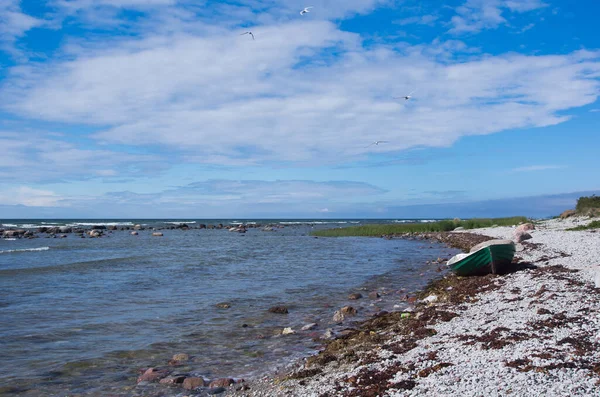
[
  {"x1": 311, "y1": 217, "x2": 528, "y2": 237},
  {"x1": 567, "y1": 220, "x2": 600, "y2": 231}
]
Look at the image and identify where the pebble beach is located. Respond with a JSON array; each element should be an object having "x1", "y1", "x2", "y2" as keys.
[{"x1": 228, "y1": 217, "x2": 600, "y2": 397}]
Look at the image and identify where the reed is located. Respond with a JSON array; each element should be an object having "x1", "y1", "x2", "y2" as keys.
[{"x1": 311, "y1": 217, "x2": 529, "y2": 237}]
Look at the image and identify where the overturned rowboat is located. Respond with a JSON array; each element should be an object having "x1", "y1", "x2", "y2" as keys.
[{"x1": 447, "y1": 239, "x2": 516, "y2": 276}]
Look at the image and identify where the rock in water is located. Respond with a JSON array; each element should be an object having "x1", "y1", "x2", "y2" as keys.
[{"x1": 268, "y1": 306, "x2": 288, "y2": 314}]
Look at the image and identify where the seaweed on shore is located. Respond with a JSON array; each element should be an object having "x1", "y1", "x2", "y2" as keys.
[{"x1": 457, "y1": 327, "x2": 532, "y2": 350}]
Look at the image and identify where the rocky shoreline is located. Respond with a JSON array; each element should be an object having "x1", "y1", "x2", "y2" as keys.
[{"x1": 218, "y1": 217, "x2": 600, "y2": 397}]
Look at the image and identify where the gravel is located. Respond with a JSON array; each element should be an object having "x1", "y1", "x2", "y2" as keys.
[{"x1": 227, "y1": 217, "x2": 600, "y2": 397}]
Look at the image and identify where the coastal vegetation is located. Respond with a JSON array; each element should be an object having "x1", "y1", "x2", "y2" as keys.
[
  {"x1": 311, "y1": 217, "x2": 528, "y2": 237},
  {"x1": 566, "y1": 220, "x2": 600, "y2": 231},
  {"x1": 575, "y1": 195, "x2": 600, "y2": 216}
]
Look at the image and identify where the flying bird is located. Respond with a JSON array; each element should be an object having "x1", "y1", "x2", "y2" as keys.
[
  {"x1": 240, "y1": 31, "x2": 255, "y2": 40},
  {"x1": 394, "y1": 90, "x2": 416, "y2": 100},
  {"x1": 300, "y1": 6, "x2": 313, "y2": 15},
  {"x1": 365, "y1": 141, "x2": 389, "y2": 148}
]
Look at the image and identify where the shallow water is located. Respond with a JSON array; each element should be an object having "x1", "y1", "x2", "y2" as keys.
[{"x1": 0, "y1": 221, "x2": 459, "y2": 396}]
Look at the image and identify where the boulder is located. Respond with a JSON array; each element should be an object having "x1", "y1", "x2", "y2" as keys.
[
  {"x1": 515, "y1": 223, "x2": 535, "y2": 233},
  {"x1": 133, "y1": 224, "x2": 143, "y2": 230},
  {"x1": 171, "y1": 353, "x2": 189, "y2": 362},
  {"x1": 159, "y1": 376, "x2": 186, "y2": 385},
  {"x1": 348, "y1": 293, "x2": 362, "y2": 300},
  {"x1": 333, "y1": 306, "x2": 357, "y2": 322},
  {"x1": 281, "y1": 327, "x2": 295, "y2": 335},
  {"x1": 58, "y1": 226, "x2": 72, "y2": 233},
  {"x1": 268, "y1": 306, "x2": 288, "y2": 314},
  {"x1": 91, "y1": 225, "x2": 106, "y2": 230},
  {"x1": 152, "y1": 232, "x2": 163, "y2": 237},
  {"x1": 368, "y1": 291, "x2": 381, "y2": 300},
  {"x1": 137, "y1": 368, "x2": 169, "y2": 383},
  {"x1": 216, "y1": 302, "x2": 231, "y2": 309},
  {"x1": 183, "y1": 377, "x2": 206, "y2": 390},
  {"x1": 209, "y1": 378, "x2": 234, "y2": 388},
  {"x1": 513, "y1": 231, "x2": 532, "y2": 243}
]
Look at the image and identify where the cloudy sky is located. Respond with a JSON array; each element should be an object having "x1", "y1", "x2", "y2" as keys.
[{"x1": 0, "y1": 0, "x2": 598, "y2": 218}]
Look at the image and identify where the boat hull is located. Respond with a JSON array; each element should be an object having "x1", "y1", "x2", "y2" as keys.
[{"x1": 448, "y1": 241, "x2": 516, "y2": 276}]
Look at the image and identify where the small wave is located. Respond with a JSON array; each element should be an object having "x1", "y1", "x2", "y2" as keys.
[
  {"x1": 165, "y1": 221, "x2": 197, "y2": 225},
  {"x1": 0, "y1": 247, "x2": 50, "y2": 254},
  {"x1": 67, "y1": 222, "x2": 135, "y2": 227},
  {"x1": 3, "y1": 238, "x2": 17, "y2": 241},
  {"x1": 1, "y1": 224, "x2": 18, "y2": 228}
]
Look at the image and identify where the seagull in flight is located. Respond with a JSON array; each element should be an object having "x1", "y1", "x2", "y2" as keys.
[
  {"x1": 300, "y1": 6, "x2": 313, "y2": 15},
  {"x1": 394, "y1": 90, "x2": 416, "y2": 100},
  {"x1": 365, "y1": 141, "x2": 389, "y2": 148},
  {"x1": 240, "y1": 31, "x2": 255, "y2": 40}
]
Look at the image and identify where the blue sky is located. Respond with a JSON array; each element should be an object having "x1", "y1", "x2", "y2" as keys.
[{"x1": 0, "y1": 0, "x2": 598, "y2": 218}]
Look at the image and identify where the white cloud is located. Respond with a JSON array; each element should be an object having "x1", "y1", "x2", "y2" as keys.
[
  {"x1": 0, "y1": 131, "x2": 163, "y2": 183},
  {"x1": 395, "y1": 14, "x2": 438, "y2": 26},
  {"x1": 2, "y1": 23, "x2": 598, "y2": 167},
  {"x1": 0, "y1": 0, "x2": 43, "y2": 45},
  {"x1": 450, "y1": 0, "x2": 547, "y2": 34},
  {"x1": 512, "y1": 165, "x2": 565, "y2": 172},
  {"x1": 0, "y1": 186, "x2": 64, "y2": 207}
]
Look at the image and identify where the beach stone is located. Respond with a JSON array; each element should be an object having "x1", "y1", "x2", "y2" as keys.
[
  {"x1": 152, "y1": 232, "x2": 163, "y2": 237},
  {"x1": 171, "y1": 353, "x2": 189, "y2": 362},
  {"x1": 182, "y1": 377, "x2": 206, "y2": 390},
  {"x1": 268, "y1": 306, "x2": 288, "y2": 314},
  {"x1": 301, "y1": 323, "x2": 317, "y2": 331},
  {"x1": 208, "y1": 387, "x2": 227, "y2": 395},
  {"x1": 130, "y1": 231, "x2": 138, "y2": 236},
  {"x1": 368, "y1": 291, "x2": 381, "y2": 299},
  {"x1": 137, "y1": 368, "x2": 169, "y2": 383},
  {"x1": 216, "y1": 302, "x2": 231, "y2": 309},
  {"x1": 333, "y1": 306, "x2": 357, "y2": 322},
  {"x1": 423, "y1": 295, "x2": 438, "y2": 304},
  {"x1": 514, "y1": 231, "x2": 532, "y2": 243},
  {"x1": 348, "y1": 293, "x2": 363, "y2": 300},
  {"x1": 133, "y1": 224, "x2": 143, "y2": 230},
  {"x1": 159, "y1": 376, "x2": 186, "y2": 385},
  {"x1": 209, "y1": 378, "x2": 234, "y2": 388},
  {"x1": 58, "y1": 226, "x2": 72, "y2": 233},
  {"x1": 282, "y1": 327, "x2": 295, "y2": 335},
  {"x1": 91, "y1": 225, "x2": 106, "y2": 230},
  {"x1": 515, "y1": 223, "x2": 535, "y2": 233}
]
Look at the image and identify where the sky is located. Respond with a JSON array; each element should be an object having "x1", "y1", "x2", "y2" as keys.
[{"x1": 0, "y1": 0, "x2": 599, "y2": 219}]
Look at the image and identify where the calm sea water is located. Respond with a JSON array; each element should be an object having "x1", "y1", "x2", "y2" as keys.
[{"x1": 0, "y1": 219, "x2": 459, "y2": 396}]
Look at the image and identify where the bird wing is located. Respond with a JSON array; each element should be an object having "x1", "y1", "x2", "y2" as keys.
[{"x1": 365, "y1": 142, "x2": 375, "y2": 148}]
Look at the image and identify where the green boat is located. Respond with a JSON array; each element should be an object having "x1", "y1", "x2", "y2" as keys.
[{"x1": 447, "y1": 239, "x2": 516, "y2": 276}]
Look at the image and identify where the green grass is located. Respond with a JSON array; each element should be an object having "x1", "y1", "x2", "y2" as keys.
[
  {"x1": 311, "y1": 217, "x2": 529, "y2": 237},
  {"x1": 566, "y1": 220, "x2": 600, "y2": 231}
]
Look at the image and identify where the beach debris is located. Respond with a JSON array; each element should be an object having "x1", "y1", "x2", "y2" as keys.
[
  {"x1": 282, "y1": 327, "x2": 295, "y2": 335},
  {"x1": 268, "y1": 305, "x2": 289, "y2": 314},
  {"x1": 401, "y1": 312, "x2": 411, "y2": 319},
  {"x1": 422, "y1": 294, "x2": 438, "y2": 304}
]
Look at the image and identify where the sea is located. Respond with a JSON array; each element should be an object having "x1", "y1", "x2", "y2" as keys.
[{"x1": 0, "y1": 219, "x2": 460, "y2": 396}]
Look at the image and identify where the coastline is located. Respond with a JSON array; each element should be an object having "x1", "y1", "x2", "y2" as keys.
[{"x1": 227, "y1": 217, "x2": 600, "y2": 396}]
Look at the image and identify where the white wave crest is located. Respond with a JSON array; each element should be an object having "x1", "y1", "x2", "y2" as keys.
[{"x1": 0, "y1": 247, "x2": 50, "y2": 254}]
